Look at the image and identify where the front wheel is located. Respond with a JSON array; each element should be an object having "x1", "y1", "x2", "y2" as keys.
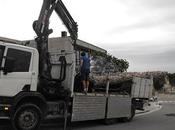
[{"x1": 11, "y1": 103, "x2": 42, "y2": 130}]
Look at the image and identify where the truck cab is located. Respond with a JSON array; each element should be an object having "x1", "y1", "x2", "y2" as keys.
[{"x1": 0, "y1": 41, "x2": 39, "y2": 97}]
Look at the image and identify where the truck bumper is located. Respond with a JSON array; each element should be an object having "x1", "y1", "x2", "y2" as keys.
[{"x1": 132, "y1": 98, "x2": 148, "y2": 110}]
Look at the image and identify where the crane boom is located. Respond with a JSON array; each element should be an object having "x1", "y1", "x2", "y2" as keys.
[
  {"x1": 33, "y1": 0, "x2": 78, "y2": 40},
  {"x1": 55, "y1": 0, "x2": 78, "y2": 41},
  {"x1": 33, "y1": 0, "x2": 78, "y2": 80}
]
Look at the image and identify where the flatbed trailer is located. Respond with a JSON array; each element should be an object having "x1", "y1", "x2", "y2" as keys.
[{"x1": 72, "y1": 93, "x2": 133, "y2": 122}]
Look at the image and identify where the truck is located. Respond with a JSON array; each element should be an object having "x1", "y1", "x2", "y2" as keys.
[
  {"x1": 0, "y1": 0, "x2": 135, "y2": 130},
  {"x1": 131, "y1": 76, "x2": 153, "y2": 110}
]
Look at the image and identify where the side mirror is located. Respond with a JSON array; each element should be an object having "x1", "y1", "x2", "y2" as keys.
[{"x1": 3, "y1": 57, "x2": 15, "y2": 74}]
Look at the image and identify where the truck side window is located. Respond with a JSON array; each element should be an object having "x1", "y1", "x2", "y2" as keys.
[
  {"x1": 0, "y1": 45, "x2": 5, "y2": 67},
  {"x1": 5, "y1": 48, "x2": 31, "y2": 72}
]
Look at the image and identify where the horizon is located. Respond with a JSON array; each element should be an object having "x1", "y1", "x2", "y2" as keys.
[{"x1": 0, "y1": 0, "x2": 175, "y2": 73}]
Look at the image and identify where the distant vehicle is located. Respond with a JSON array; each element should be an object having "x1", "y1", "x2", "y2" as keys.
[{"x1": 131, "y1": 76, "x2": 153, "y2": 110}]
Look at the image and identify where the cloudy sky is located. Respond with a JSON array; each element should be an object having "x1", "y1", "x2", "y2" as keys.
[{"x1": 0, "y1": 0, "x2": 175, "y2": 72}]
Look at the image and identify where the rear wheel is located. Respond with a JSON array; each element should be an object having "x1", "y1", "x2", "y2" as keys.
[
  {"x1": 104, "y1": 118, "x2": 116, "y2": 125},
  {"x1": 120, "y1": 105, "x2": 135, "y2": 122},
  {"x1": 12, "y1": 103, "x2": 42, "y2": 130}
]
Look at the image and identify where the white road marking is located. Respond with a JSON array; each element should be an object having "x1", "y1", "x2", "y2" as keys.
[
  {"x1": 136, "y1": 104, "x2": 162, "y2": 117},
  {"x1": 159, "y1": 101, "x2": 175, "y2": 103}
]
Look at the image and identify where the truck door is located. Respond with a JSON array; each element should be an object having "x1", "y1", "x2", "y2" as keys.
[
  {"x1": 0, "y1": 45, "x2": 5, "y2": 75},
  {"x1": 0, "y1": 47, "x2": 33, "y2": 97}
]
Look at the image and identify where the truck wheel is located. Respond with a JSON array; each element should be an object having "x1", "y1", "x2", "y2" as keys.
[
  {"x1": 104, "y1": 118, "x2": 116, "y2": 125},
  {"x1": 12, "y1": 103, "x2": 42, "y2": 130},
  {"x1": 120, "y1": 105, "x2": 135, "y2": 122}
]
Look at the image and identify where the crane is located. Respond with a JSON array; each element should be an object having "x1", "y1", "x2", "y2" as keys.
[{"x1": 33, "y1": 0, "x2": 78, "y2": 82}]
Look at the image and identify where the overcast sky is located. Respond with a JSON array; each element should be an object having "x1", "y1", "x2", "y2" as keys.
[{"x1": 0, "y1": 0, "x2": 175, "y2": 73}]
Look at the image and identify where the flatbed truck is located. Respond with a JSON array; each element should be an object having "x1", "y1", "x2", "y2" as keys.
[{"x1": 0, "y1": 0, "x2": 135, "y2": 130}]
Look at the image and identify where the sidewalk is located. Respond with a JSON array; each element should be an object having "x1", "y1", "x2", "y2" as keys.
[{"x1": 158, "y1": 93, "x2": 175, "y2": 101}]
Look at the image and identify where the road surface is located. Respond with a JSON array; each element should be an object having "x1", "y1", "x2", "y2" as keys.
[
  {"x1": 41, "y1": 94, "x2": 175, "y2": 130},
  {"x1": 0, "y1": 94, "x2": 175, "y2": 130}
]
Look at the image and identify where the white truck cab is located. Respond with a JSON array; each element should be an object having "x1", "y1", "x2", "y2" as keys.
[{"x1": 0, "y1": 42, "x2": 39, "y2": 97}]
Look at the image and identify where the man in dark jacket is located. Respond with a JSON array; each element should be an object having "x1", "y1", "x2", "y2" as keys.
[{"x1": 80, "y1": 51, "x2": 90, "y2": 94}]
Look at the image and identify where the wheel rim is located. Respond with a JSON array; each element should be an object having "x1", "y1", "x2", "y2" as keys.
[{"x1": 18, "y1": 109, "x2": 38, "y2": 130}]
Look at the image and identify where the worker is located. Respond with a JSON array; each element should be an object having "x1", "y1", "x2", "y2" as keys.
[{"x1": 80, "y1": 51, "x2": 90, "y2": 94}]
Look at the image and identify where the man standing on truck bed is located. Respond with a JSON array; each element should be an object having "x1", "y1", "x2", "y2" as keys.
[{"x1": 80, "y1": 51, "x2": 90, "y2": 94}]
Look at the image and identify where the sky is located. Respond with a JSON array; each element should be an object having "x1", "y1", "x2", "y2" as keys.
[{"x1": 0, "y1": 0, "x2": 175, "y2": 73}]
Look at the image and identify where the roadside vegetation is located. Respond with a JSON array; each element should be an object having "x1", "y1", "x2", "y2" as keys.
[{"x1": 91, "y1": 51, "x2": 175, "y2": 93}]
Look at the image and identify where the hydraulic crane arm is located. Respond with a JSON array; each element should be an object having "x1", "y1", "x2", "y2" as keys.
[
  {"x1": 33, "y1": 0, "x2": 78, "y2": 41},
  {"x1": 55, "y1": 0, "x2": 78, "y2": 41},
  {"x1": 33, "y1": 0, "x2": 78, "y2": 80}
]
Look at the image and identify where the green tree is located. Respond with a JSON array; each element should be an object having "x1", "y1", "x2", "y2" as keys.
[
  {"x1": 153, "y1": 74, "x2": 166, "y2": 91},
  {"x1": 167, "y1": 73, "x2": 175, "y2": 87}
]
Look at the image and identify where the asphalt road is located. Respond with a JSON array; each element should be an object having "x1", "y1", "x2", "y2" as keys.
[
  {"x1": 0, "y1": 94, "x2": 175, "y2": 130},
  {"x1": 69, "y1": 102, "x2": 175, "y2": 130},
  {"x1": 40, "y1": 94, "x2": 175, "y2": 130}
]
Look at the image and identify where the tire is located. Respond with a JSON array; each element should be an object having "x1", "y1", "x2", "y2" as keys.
[
  {"x1": 120, "y1": 105, "x2": 135, "y2": 122},
  {"x1": 11, "y1": 103, "x2": 42, "y2": 130},
  {"x1": 104, "y1": 118, "x2": 116, "y2": 125}
]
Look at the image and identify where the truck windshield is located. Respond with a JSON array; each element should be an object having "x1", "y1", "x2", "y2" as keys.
[{"x1": 0, "y1": 45, "x2": 5, "y2": 67}]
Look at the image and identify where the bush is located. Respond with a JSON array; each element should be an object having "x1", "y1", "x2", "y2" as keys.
[
  {"x1": 167, "y1": 73, "x2": 175, "y2": 87},
  {"x1": 153, "y1": 75, "x2": 166, "y2": 91}
]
